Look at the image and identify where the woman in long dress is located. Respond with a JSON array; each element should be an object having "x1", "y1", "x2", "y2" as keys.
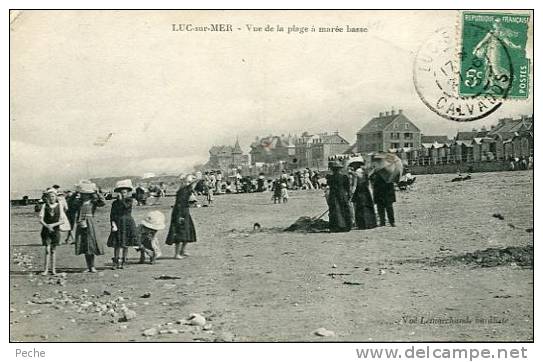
[
  {"x1": 352, "y1": 168, "x2": 377, "y2": 229},
  {"x1": 166, "y1": 174, "x2": 199, "y2": 259},
  {"x1": 326, "y1": 161, "x2": 352, "y2": 233}
]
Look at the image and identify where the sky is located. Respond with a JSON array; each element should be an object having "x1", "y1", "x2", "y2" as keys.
[{"x1": 10, "y1": 10, "x2": 533, "y2": 195}]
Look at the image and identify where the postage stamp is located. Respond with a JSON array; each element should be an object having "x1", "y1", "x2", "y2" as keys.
[
  {"x1": 413, "y1": 27, "x2": 505, "y2": 122},
  {"x1": 459, "y1": 11, "x2": 531, "y2": 99}
]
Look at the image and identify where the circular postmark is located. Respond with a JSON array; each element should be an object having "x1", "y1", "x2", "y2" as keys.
[{"x1": 413, "y1": 25, "x2": 513, "y2": 122}]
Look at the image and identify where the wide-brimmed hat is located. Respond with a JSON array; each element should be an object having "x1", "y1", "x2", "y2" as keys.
[
  {"x1": 328, "y1": 160, "x2": 344, "y2": 169},
  {"x1": 45, "y1": 188, "x2": 57, "y2": 195},
  {"x1": 77, "y1": 181, "x2": 97, "y2": 194},
  {"x1": 114, "y1": 179, "x2": 133, "y2": 193},
  {"x1": 346, "y1": 156, "x2": 365, "y2": 168},
  {"x1": 141, "y1": 210, "x2": 166, "y2": 231}
]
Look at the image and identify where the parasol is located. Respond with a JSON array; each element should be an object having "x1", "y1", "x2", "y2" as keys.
[{"x1": 372, "y1": 153, "x2": 403, "y2": 183}]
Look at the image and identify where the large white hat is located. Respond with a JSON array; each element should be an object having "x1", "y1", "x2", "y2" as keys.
[
  {"x1": 77, "y1": 180, "x2": 97, "y2": 194},
  {"x1": 141, "y1": 210, "x2": 166, "y2": 231},
  {"x1": 346, "y1": 155, "x2": 365, "y2": 167},
  {"x1": 181, "y1": 174, "x2": 195, "y2": 184},
  {"x1": 114, "y1": 179, "x2": 134, "y2": 192},
  {"x1": 45, "y1": 188, "x2": 57, "y2": 195}
]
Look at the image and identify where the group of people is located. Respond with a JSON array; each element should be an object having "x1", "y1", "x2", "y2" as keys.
[
  {"x1": 37, "y1": 175, "x2": 200, "y2": 275},
  {"x1": 187, "y1": 168, "x2": 325, "y2": 205},
  {"x1": 509, "y1": 155, "x2": 533, "y2": 171},
  {"x1": 132, "y1": 182, "x2": 166, "y2": 206},
  {"x1": 325, "y1": 158, "x2": 396, "y2": 233},
  {"x1": 36, "y1": 158, "x2": 399, "y2": 274}
]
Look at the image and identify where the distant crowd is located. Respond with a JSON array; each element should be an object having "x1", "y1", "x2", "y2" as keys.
[
  {"x1": 188, "y1": 169, "x2": 327, "y2": 206},
  {"x1": 509, "y1": 155, "x2": 533, "y2": 171}
]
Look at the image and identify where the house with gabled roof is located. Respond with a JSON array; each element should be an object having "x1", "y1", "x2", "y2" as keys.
[
  {"x1": 250, "y1": 134, "x2": 297, "y2": 165},
  {"x1": 294, "y1": 131, "x2": 350, "y2": 169},
  {"x1": 488, "y1": 115, "x2": 533, "y2": 160},
  {"x1": 205, "y1": 139, "x2": 249, "y2": 172},
  {"x1": 356, "y1": 109, "x2": 422, "y2": 154}
]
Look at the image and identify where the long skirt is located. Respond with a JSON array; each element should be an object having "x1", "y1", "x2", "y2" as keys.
[
  {"x1": 354, "y1": 202, "x2": 377, "y2": 229},
  {"x1": 107, "y1": 215, "x2": 137, "y2": 248},
  {"x1": 165, "y1": 209, "x2": 197, "y2": 245},
  {"x1": 75, "y1": 218, "x2": 104, "y2": 256},
  {"x1": 328, "y1": 195, "x2": 352, "y2": 232}
]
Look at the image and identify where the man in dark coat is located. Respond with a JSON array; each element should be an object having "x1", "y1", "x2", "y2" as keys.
[{"x1": 371, "y1": 171, "x2": 396, "y2": 227}]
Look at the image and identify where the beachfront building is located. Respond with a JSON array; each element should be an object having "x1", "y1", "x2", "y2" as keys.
[
  {"x1": 356, "y1": 109, "x2": 422, "y2": 155},
  {"x1": 249, "y1": 134, "x2": 297, "y2": 165},
  {"x1": 205, "y1": 139, "x2": 249, "y2": 172},
  {"x1": 367, "y1": 113, "x2": 534, "y2": 166},
  {"x1": 295, "y1": 131, "x2": 351, "y2": 169},
  {"x1": 488, "y1": 115, "x2": 533, "y2": 160}
]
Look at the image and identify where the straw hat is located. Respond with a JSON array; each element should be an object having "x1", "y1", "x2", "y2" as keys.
[
  {"x1": 114, "y1": 179, "x2": 134, "y2": 193},
  {"x1": 77, "y1": 181, "x2": 97, "y2": 194},
  {"x1": 45, "y1": 188, "x2": 57, "y2": 195},
  {"x1": 141, "y1": 210, "x2": 166, "y2": 231}
]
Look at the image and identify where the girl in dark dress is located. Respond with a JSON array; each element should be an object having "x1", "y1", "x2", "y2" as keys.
[
  {"x1": 74, "y1": 182, "x2": 106, "y2": 273},
  {"x1": 107, "y1": 180, "x2": 137, "y2": 269},
  {"x1": 352, "y1": 168, "x2": 377, "y2": 229},
  {"x1": 166, "y1": 174, "x2": 199, "y2": 259},
  {"x1": 325, "y1": 161, "x2": 353, "y2": 233}
]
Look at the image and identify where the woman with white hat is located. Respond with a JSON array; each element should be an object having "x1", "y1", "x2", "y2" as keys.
[
  {"x1": 165, "y1": 174, "x2": 199, "y2": 259},
  {"x1": 73, "y1": 181, "x2": 106, "y2": 273},
  {"x1": 107, "y1": 179, "x2": 137, "y2": 269}
]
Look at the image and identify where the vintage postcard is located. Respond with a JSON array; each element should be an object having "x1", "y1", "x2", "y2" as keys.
[{"x1": 9, "y1": 10, "x2": 533, "y2": 343}]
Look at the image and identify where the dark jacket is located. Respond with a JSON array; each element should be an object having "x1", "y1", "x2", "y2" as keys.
[{"x1": 371, "y1": 172, "x2": 396, "y2": 205}]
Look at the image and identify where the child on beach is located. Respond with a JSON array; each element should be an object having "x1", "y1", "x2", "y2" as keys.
[
  {"x1": 166, "y1": 174, "x2": 199, "y2": 259},
  {"x1": 136, "y1": 210, "x2": 165, "y2": 264},
  {"x1": 272, "y1": 179, "x2": 282, "y2": 204},
  {"x1": 281, "y1": 182, "x2": 289, "y2": 203},
  {"x1": 74, "y1": 181, "x2": 106, "y2": 273},
  {"x1": 107, "y1": 179, "x2": 138, "y2": 270},
  {"x1": 39, "y1": 188, "x2": 67, "y2": 275}
]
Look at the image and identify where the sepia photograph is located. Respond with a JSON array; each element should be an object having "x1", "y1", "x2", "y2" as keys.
[{"x1": 9, "y1": 9, "x2": 533, "y2": 343}]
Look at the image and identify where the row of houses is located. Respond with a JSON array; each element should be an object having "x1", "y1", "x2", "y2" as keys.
[
  {"x1": 389, "y1": 115, "x2": 533, "y2": 166},
  {"x1": 249, "y1": 131, "x2": 351, "y2": 169},
  {"x1": 203, "y1": 110, "x2": 533, "y2": 174}
]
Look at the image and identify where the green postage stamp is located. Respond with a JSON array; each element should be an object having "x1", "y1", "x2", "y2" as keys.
[{"x1": 459, "y1": 11, "x2": 530, "y2": 99}]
